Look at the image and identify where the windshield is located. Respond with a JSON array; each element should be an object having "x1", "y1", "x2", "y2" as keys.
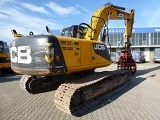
[{"x1": 61, "y1": 29, "x2": 70, "y2": 37}]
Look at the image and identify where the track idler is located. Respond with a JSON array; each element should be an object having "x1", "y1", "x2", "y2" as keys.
[
  {"x1": 20, "y1": 75, "x2": 45, "y2": 93},
  {"x1": 19, "y1": 75, "x2": 66, "y2": 94}
]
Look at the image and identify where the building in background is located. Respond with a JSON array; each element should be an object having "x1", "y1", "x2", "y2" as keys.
[
  {"x1": 107, "y1": 27, "x2": 160, "y2": 62},
  {"x1": 51, "y1": 27, "x2": 160, "y2": 62}
]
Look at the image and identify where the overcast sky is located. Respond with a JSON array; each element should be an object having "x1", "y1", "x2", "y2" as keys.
[{"x1": 1, "y1": 0, "x2": 160, "y2": 44}]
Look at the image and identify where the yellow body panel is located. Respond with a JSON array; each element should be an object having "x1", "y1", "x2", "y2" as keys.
[
  {"x1": 0, "y1": 52, "x2": 9, "y2": 57},
  {"x1": 80, "y1": 40, "x2": 92, "y2": 66},
  {"x1": 56, "y1": 36, "x2": 112, "y2": 73},
  {"x1": 67, "y1": 63, "x2": 111, "y2": 73},
  {"x1": 0, "y1": 53, "x2": 11, "y2": 68},
  {"x1": 58, "y1": 37, "x2": 80, "y2": 67},
  {"x1": 0, "y1": 63, "x2": 11, "y2": 68}
]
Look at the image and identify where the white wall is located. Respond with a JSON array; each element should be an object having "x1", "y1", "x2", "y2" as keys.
[{"x1": 144, "y1": 48, "x2": 150, "y2": 61}]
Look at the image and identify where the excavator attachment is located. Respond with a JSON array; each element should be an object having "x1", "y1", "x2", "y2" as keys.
[{"x1": 118, "y1": 49, "x2": 137, "y2": 75}]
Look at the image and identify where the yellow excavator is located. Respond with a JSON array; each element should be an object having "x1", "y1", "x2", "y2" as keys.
[
  {"x1": 0, "y1": 41, "x2": 12, "y2": 76},
  {"x1": 10, "y1": 3, "x2": 136, "y2": 115}
]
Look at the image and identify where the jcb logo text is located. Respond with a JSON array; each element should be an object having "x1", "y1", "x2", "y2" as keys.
[{"x1": 94, "y1": 44, "x2": 105, "y2": 50}]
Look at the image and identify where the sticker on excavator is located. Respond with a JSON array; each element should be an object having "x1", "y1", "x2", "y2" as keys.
[{"x1": 117, "y1": 12, "x2": 124, "y2": 18}]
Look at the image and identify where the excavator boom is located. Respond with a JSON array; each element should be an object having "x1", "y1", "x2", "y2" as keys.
[{"x1": 84, "y1": 3, "x2": 134, "y2": 43}]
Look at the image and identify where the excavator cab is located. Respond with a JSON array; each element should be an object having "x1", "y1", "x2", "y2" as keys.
[{"x1": 61, "y1": 25, "x2": 86, "y2": 38}]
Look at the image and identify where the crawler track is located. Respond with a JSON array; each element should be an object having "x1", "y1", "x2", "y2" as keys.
[{"x1": 54, "y1": 70, "x2": 132, "y2": 115}]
